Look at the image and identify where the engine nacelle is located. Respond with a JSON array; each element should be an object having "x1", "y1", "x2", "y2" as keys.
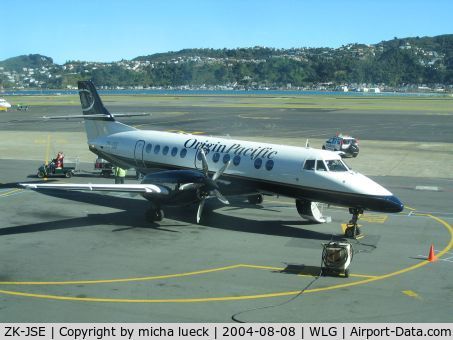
[{"x1": 296, "y1": 199, "x2": 328, "y2": 223}]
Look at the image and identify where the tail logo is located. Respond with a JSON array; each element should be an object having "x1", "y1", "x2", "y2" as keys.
[{"x1": 79, "y1": 89, "x2": 95, "y2": 112}]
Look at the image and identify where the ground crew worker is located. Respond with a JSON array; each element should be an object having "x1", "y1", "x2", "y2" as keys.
[
  {"x1": 49, "y1": 151, "x2": 64, "y2": 173},
  {"x1": 55, "y1": 151, "x2": 64, "y2": 168},
  {"x1": 114, "y1": 166, "x2": 127, "y2": 184}
]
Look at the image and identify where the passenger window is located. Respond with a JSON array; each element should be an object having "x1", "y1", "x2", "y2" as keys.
[
  {"x1": 254, "y1": 158, "x2": 262, "y2": 169},
  {"x1": 223, "y1": 154, "x2": 231, "y2": 164},
  {"x1": 163, "y1": 146, "x2": 169, "y2": 155},
  {"x1": 212, "y1": 152, "x2": 220, "y2": 163},
  {"x1": 180, "y1": 148, "x2": 187, "y2": 158},
  {"x1": 146, "y1": 143, "x2": 152, "y2": 153},
  {"x1": 316, "y1": 160, "x2": 327, "y2": 171},
  {"x1": 303, "y1": 160, "x2": 315, "y2": 170},
  {"x1": 171, "y1": 147, "x2": 178, "y2": 157},
  {"x1": 265, "y1": 159, "x2": 274, "y2": 171},
  {"x1": 154, "y1": 145, "x2": 160, "y2": 154},
  {"x1": 233, "y1": 155, "x2": 241, "y2": 166}
]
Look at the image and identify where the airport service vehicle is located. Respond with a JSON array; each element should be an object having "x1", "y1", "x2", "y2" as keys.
[
  {"x1": 37, "y1": 162, "x2": 77, "y2": 178},
  {"x1": 21, "y1": 81, "x2": 403, "y2": 237},
  {"x1": 16, "y1": 104, "x2": 29, "y2": 111},
  {"x1": 0, "y1": 98, "x2": 12, "y2": 111},
  {"x1": 322, "y1": 134, "x2": 359, "y2": 158},
  {"x1": 94, "y1": 157, "x2": 113, "y2": 177}
]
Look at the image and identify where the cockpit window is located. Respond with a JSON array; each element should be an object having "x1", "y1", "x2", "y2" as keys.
[
  {"x1": 316, "y1": 160, "x2": 327, "y2": 171},
  {"x1": 326, "y1": 159, "x2": 349, "y2": 172},
  {"x1": 303, "y1": 159, "x2": 315, "y2": 170}
]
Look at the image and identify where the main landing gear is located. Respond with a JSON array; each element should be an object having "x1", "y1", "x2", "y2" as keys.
[
  {"x1": 344, "y1": 208, "x2": 363, "y2": 238},
  {"x1": 146, "y1": 204, "x2": 164, "y2": 222}
]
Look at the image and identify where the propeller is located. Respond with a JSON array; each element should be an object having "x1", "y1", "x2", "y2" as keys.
[{"x1": 180, "y1": 148, "x2": 231, "y2": 223}]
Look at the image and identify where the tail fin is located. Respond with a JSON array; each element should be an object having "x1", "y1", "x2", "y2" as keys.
[
  {"x1": 78, "y1": 80, "x2": 115, "y2": 120},
  {"x1": 77, "y1": 81, "x2": 135, "y2": 141}
]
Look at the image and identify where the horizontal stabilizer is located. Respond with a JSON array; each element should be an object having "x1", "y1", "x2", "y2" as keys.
[
  {"x1": 42, "y1": 113, "x2": 150, "y2": 120},
  {"x1": 20, "y1": 182, "x2": 169, "y2": 195}
]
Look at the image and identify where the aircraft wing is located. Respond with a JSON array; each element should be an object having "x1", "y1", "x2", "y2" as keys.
[{"x1": 20, "y1": 183, "x2": 169, "y2": 195}]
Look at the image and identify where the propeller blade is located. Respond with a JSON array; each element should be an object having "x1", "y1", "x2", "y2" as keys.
[
  {"x1": 212, "y1": 160, "x2": 231, "y2": 181},
  {"x1": 205, "y1": 178, "x2": 219, "y2": 191},
  {"x1": 196, "y1": 198, "x2": 206, "y2": 224},
  {"x1": 199, "y1": 148, "x2": 209, "y2": 176},
  {"x1": 213, "y1": 189, "x2": 229, "y2": 205}
]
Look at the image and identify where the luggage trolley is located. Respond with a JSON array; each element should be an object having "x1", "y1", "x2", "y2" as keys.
[{"x1": 322, "y1": 241, "x2": 353, "y2": 278}]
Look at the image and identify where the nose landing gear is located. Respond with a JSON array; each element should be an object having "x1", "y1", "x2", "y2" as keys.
[{"x1": 344, "y1": 208, "x2": 363, "y2": 238}]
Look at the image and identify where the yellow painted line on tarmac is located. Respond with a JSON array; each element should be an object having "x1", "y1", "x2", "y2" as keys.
[
  {"x1": 239, "y1": 264, "x2": 282, "y2": 271},
  {"x1": 349, "y1": 273, "x2": 378, "y2": 279},
  {"x1": 240, "y1": 264, "x2": 376, "y2": 279},
  {"x1": 360, "y1": 214, "x2": 388, "y2": 223},
  {"x1": 0, "y1": 213, "x2": 450, "y2": 303},
  {"x1": 0, "y1": 188, "x2": 22, "y2": 197},
  {"x1": 0, "y1": 264, "x2": 244, "y2": 285},
  {"x1": 45, "y1": 134, "x2": 51, "y2": 165},
  {"x1": 402, "y1": 290, "x2": 421, "y2": 299}
]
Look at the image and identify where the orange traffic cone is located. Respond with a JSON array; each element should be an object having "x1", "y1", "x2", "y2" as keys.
[{"x1": 428, "y1": 244, "x2": 437, "y2": 262}]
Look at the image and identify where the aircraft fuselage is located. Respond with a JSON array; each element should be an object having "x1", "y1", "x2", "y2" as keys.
[{"x1": 88, "y1": 129, "x2": 403, "y2": 213}]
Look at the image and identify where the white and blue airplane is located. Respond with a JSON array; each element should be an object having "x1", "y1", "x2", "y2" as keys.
[{"x1": 21, "y1": 81, "x2": 404, "y2": 237}]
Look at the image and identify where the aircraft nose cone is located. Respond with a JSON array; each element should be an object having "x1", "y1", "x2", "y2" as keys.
[{"x1": 384, "y1": 195, "x2": 404, "y2": 213}]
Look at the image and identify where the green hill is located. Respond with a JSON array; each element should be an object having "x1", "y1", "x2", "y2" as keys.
[
  {"x1": 1, "y1": 35, "x2": 452, "y2": 89},
  {"x1": 0, "y1": 54, "x2": 54, "y2": 72}
]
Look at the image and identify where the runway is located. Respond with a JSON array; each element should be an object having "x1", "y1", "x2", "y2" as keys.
[
  {"x1": 1, "y1": 94, "x2": 453, "y2": 142},
  {"x1": 0, "y1": 94, "x2": 452, "y2": 322}
]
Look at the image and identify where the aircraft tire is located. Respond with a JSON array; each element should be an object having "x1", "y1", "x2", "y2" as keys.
[
  {"x1": 155, "y1": 209, "x2": 164, "y2": 221},
  {"x1": 146, "y1": 208, "x2": 164, "y2": 222},
  {"x1": 248, "y1": 194, "x2": 263, "y2": 204}
]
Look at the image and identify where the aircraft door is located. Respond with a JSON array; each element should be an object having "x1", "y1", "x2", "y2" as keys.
[{"x1": 134, "y1": 140, "x2": 146, "y2": 168}]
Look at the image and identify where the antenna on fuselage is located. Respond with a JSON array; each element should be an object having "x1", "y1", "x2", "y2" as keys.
[{"x1": 305, "y1": 139, "x2": 310, "y2": 148}]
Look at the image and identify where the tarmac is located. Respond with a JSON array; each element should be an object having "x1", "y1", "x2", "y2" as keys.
[{"x1": 0, "y1": 95, "x2": 452, "y2": 322}]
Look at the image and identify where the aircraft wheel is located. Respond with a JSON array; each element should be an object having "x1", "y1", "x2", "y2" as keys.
[
  {"x1": 155, "y1": 209, "x2": 164, "y2": 221},
  {"x1": 344, "y1": 269, "x2": 350, "y2": 278},
  {"x1": 146, "y1": 208, "x2": 164, "y2": 222},
  {"x1": 248, "y1": 194, "x2": 263, "y2": 204},
  {"x1": 345, "y1": 225, "x2": 361, "y2": 238},
  {"x1": 344, "y1": 227, "x2": 354, "y2": 238}
]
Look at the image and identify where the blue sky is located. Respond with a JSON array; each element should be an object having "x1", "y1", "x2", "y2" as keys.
[{"x1": 2, "y1": 0, "x2": 452, "y2": 64}]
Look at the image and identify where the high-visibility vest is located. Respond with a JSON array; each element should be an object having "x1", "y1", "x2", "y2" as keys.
[{"x1": 114, "y1": 167, "x2": 127, "y2": 177}]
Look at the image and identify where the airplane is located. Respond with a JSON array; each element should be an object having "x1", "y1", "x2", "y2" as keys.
[
  {"x1": 0, "y1": 98, "x2": 12, "y2": 111},
  {"x1": 21, "y1": 81, "x2": 404, "y2": 237}
]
